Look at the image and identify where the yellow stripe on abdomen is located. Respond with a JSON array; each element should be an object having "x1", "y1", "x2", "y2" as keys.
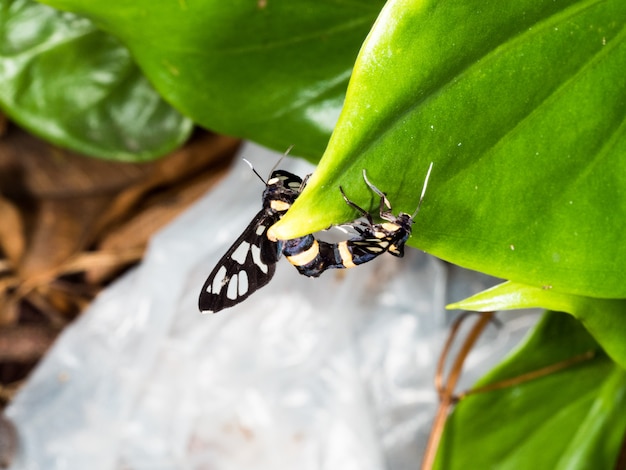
[
  {"x1": 338, "y1": 241, "x2": 357, "y2": 268},
  {"x1": 286, "y1": 240, "x2": 320, "y2": 266}
]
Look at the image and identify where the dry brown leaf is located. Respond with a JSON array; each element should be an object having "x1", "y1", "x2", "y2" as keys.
[
  {"x1": 0, "y1": 196, "x2": 24, "y2": 268},
  {"x1": 0, "y1": 123, "x2": 155, "y2": 281},
  {"x1": 0, "y1": 291, "x2": 19, "y2": 327},
  {"x1": 0, "y1": 125, "x2": 151, "y2": 200},
  {"x1": 0, "y1": 325, "x2": 56, "y2": 362},
  {"x1": 60, "y1": 247, "x2": 145, "y2": 286},
  {"x1": 18, "y1": 199, "x2": 108, "y2": 280},
  {"x1": 86, "y1": 165, "x2": 229, "y2": 283},
  {"x1": 91, "y1": 132, "x2": 240, "y2": 241},
  {"x1": 85, "y1": 132, "x2": 238, "y2": 283},
  {"x1": 0, "y1": 123, "x2": 239, "y2": 405}
]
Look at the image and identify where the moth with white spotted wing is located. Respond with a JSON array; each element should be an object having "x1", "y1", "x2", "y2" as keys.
[
  {"x1": 285, "y1": 163, "x2": 433, "y2": 277},
  {"x1": 198, "y1": 168, "x2": 307, "y2": 314}
]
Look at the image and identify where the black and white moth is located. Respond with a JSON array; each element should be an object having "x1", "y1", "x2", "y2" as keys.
[
  {"x1": 198, "y1": 167, "x2": 307, "y2": 314},
  {"x1": 285, "y1": 163, "x2": 433, "y2": 277},
  {"x1": 199, "y1": 161, "x2": 433, "y2": 311}
]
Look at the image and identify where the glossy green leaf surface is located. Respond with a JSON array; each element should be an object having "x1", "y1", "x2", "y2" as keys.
[
  {"x1": 38, "y1": 0, "x2": 385, "y2": 160},
  {"x1": 0, "y1": 0, "x2": 192, "y2": 161},
  {"x1": 434, "y1": 312, "x2": 626, "y2": 469},
  {"x1": 449, "y1": 281, "x2": 626, "y2": 369},
  {"x1": 273, "y1": 0, "x2": 626, "y2": 298}
]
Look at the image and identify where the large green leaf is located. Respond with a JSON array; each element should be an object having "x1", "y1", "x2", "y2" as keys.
[
  {"x1": 449, "y1": 281, "x2": 626, "y2": 369},
  {"x1": 273, "y1": 0, "x2": 626, "y2": 298},
  {"x1": 434, "y1": 312, "x2": 626, "y2": 469},
  {"x1": 0, "y1": 0, "x2": 192, "y2": 161},
  {"x1": 38, "y1": 0, "x2": 385, "y2": 160}
]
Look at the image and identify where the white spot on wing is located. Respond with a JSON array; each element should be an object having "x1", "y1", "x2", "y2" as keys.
[
  {"x1": 238, "y1": 270, "x2": 249, "y2": 296},
  {"x1": 251, "y1": 245, "x2": 268, "y2": 273},
  {"x1": 211, "y1": 266, "x2": 228, "y2": 295},
  {"x1": 227, "y1": 274, "x2": 238, "y2": 300},
  {"x1": 231, "y1": 241, "x2": 250, "y2": 264},
  {"x1": 256, "y1": 224, "x2": 266, "y2": 235}
]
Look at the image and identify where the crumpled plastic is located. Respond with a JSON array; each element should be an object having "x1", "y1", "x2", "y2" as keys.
[{"x1": 5, "y1": 143, "x2": 539, "y2": 470}]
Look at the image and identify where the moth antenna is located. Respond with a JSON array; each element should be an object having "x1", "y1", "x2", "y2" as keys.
[
  {"x1": 412, "y1": 161, "x2": 434, "y2": 218},
  {"x1": 268, "y1": 144, "x2": 295, "y2": 177},
  {"x1": 242, "y1": 158, "x2": 267, "y2": 184},
  {"x1": 299, "y1": 173, "x2": 311, "y2": 192}
]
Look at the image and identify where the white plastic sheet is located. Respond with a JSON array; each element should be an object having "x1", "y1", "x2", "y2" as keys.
[{"x1": 5, "y1": 143, "x2": 539, "y2": 469}]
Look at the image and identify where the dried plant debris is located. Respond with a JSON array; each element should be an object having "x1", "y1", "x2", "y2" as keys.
[{"x1": 0, "y1": 124, "x2": 239, "y2": 405}]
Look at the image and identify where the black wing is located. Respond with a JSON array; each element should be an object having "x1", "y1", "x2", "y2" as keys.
[{"x1": 198, "y1": 210, "x2": 281, "y2": 314}]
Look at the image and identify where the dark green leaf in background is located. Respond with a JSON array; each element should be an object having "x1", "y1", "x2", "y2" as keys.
[
  {"x1": 434, "y1": 312, "x2": 626, "y2": 469},
  {"x1": 37, "y1": 0, "x2": 385, "y2": 160},
  {"x1": 0, "y1": 0, "x2": 192, "y2": 161},
  {"x1": 273, "y1": 0, "x2": 626, "y2": 298}
]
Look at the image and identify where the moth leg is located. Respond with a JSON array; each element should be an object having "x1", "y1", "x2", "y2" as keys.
[{"x1": 340, "y1": 186, "x2": 373, "y2": 225}]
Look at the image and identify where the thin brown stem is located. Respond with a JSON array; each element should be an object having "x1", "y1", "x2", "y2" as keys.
[
  {"x1": 455, "y1": 350, "x2": 596, "y2": 401},
  {"x1": 435, "y1": 311, "x2": 475, "y2": 396},
  {"x1": 422, "y1": 312, "x2": 495, "y2": 470},
  {"x1": 424, "y1": 313, "x2": 598, "y2": 470}
]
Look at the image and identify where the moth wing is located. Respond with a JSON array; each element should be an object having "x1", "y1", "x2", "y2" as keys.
[
  {"x1": 198, "y1": 210, "x2": 279, "y2": 314},
  {"x1": 268, "y1": 170, "x2": 304, "y2": 192},
  {"x1": 347, "y1": 237, "x2": 391, "y2": 265}
]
